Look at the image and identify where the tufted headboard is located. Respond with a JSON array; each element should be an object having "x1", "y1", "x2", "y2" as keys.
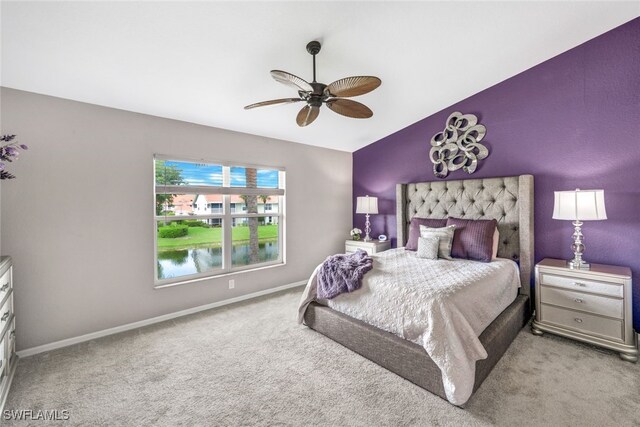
[{"x1": 396, "y1": 175, "x2": 534, "y2": 296}]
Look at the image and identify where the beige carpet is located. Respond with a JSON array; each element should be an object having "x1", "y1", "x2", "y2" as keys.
[{"x1": 5, "y1": 288, "x2": 640, "y2": 426}]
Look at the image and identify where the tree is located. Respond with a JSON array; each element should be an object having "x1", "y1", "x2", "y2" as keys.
[
  {"x1": 259, "y1": 195, "x2": 269, "y2": 225},
  {"x1": 155, "y1": 160, "x2": 184, "y2": 216},
  {"x1": 244, "y1": 168, "x2": 260, "y2": 264},
  {"x1": 241, "y1": 195, "x2": 269, "y2": 208}
]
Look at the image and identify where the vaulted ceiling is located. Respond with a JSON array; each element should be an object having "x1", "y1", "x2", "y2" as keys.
[{"x1": 2, "y1": 2, "x2": 638, "y2": 152}]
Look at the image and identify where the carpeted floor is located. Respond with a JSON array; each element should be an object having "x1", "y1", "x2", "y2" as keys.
[{"x1": 5, "y1": 288, "x2": 640, "y2": 426}]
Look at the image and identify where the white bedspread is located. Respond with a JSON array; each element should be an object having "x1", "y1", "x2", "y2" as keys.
[{"x1": 298, "y1": 248, "x2": 520, "y2": 405}]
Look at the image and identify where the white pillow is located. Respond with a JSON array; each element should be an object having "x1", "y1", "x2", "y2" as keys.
[
  {"x1": 419, "y1": 224, "x2": 456, "y2": 260},
  {"x1": 417, "y1": 236, "x2": 440, "y2": 260},
  {"x1": 492, "y1": 227, "x2": 499, "y2": 260}
]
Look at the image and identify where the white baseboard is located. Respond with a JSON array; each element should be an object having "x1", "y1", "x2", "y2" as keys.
[{"x1": 17, "y1": 280, "x2": 306, "y2": 358}]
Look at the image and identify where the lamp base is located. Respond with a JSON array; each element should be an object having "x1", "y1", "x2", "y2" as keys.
[
  {"x1": 363, "y1": 213, "x2": 372, "y2": 242},
  {"x1": 567, "y1": 260, "x2": 590, "y2": 270},
  {"x1": 568, "y1": 220, "x2": 589, "y2": 270}
]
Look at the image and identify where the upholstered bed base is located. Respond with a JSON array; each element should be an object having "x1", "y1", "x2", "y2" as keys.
[{"x1": 304, "y1": 294, "x2": 531, "y2": 405}]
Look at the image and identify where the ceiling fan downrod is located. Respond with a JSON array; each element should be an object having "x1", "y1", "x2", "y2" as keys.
[{"x1": 306, "y1": 41, "x2": 321, "y2": 83}]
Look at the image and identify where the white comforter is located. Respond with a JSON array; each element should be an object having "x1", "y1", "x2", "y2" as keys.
[{"x1": 298, "y1": 248, "x2": 520, "y2": 405}]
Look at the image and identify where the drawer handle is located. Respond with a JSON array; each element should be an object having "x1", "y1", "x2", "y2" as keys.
[
  {"x1": 0, "y1": 283, "x2": 8, "y2": 292},
  {"x1": 574, "y1": 298, "x2": 584, "y2": 303},
  {"x1": 573, "y1": 282, "x2": 586, "y2": 287},
  {"x1": 574, "y1": 318, "x2": 583, "y2": 323},
  {"x1": 1, "y1": 312, "x2": 9, "y2": 322}
]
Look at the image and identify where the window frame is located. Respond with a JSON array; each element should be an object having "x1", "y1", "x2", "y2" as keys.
[{"x1": 153, "y1": 154, "x2": 286, "y2": 288}]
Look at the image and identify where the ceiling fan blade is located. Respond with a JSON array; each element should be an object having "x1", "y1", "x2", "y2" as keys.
[
  {"x1": 326, "y1": 98, "x2": 373, "y2": 119},
  {"x1": 325, "y1": 76, "x2": 381, "y2": 98},
  {"x1": 271, "y1": 70, "x2": 314, "y2": 93},
  {"x1": 296, "y1": 105, "x2": 320, "y2": 127},
  {"x1": 244, "y1": 98, "x2": 301, "y2": 110}
]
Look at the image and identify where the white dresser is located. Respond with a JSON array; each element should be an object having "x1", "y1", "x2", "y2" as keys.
[
  {"x1": 0, "y1": 257, "x2": 16, "y2": 410},
  {"x1": 345, "y1": 239, "x2": 390, "y2": 255},
  {"x1": 532, "y1": 258, "x2": 637, "y2": 362}
]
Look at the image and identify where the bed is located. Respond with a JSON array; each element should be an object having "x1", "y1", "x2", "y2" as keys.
[{"x1": 299, "y1": 175, "x2": 534, "y2": 406}]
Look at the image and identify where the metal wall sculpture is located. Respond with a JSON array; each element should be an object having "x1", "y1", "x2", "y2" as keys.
[{"x1": 429, "y1": 112, "x2": 489, "y2": 178}]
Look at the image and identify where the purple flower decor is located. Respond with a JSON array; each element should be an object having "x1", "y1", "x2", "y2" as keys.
[{"x1": 0, "y1": 135, "x2": 28, "y2": 180}]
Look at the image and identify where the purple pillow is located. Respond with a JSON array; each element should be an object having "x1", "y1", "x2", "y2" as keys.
[
  {"x1": 405, "y1": 217, "x2": 448, "y2": 251},
  {"x1": 446, "y1": 218, "x2": 497, "y2": 262}
]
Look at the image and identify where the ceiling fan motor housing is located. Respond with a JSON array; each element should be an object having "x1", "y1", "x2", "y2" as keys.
[{"x1": 300, "y1": 82, "x2": 327, "y2": 107}]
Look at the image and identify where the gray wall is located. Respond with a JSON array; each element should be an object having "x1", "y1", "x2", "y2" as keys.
[{"x1": 1, "y1": 88, "x2": 352, "y2": 351}]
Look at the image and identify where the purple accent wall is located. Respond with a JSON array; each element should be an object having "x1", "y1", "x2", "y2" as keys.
[{"x1": 353, "y1": 18, "x2": 640, "y2": 331}]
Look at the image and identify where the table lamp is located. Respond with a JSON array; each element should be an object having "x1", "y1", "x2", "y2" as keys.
[
  {"x1": 356, "y1": 195, "x2": 378, "y2": 242},
  {"x1": 552, "y1": 188, "x2": 607, "y2": 269}
]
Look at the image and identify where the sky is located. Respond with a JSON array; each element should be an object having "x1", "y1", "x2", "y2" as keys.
[{"x1": 163, "y1": 160, "x2": 279, "y2": 188}]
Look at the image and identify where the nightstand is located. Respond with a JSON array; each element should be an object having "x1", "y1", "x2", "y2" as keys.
[
  {"x1": 532, "y1": 258, "x2": 638, "y2": 362},
  {"x1": 345, "y1": 239, "x2": 390, "y2": 255}
]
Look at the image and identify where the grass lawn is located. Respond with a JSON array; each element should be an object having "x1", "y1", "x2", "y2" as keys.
[{"x1": 158, "y1": 225, "x2": 278, "y2": 249}]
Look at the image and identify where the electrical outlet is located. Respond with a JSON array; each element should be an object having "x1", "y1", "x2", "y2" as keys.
[{"x1": 229, "y1": 279, "x2": 235, "y2": 289}]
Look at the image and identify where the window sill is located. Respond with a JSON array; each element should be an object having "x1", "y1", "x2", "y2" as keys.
[{"x1": 154, "y1": 262, "x2": 286, "y2": 290}]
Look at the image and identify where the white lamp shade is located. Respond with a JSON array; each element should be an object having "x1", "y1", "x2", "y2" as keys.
[
  {"x1": 552, "y1": 189, "x2": 607, "y2": 221},
  {"x1": 356, "y1": 196, "x2": 378, "y2": 214}
]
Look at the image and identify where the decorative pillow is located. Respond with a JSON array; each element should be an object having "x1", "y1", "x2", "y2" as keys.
[
  {"x1": 405, "y1": 217, "x2": 448, "y2": 251},
  {"x1": 492, "y1": 227, "x2": 499, "y2": 260},
  {"x1": 417, "y1": 237, "x2": 440, "y2": 260},
  {"x1": 419, "y1": 225, "x2": 456, "y2": 260},
  {"x1": 446, "y1": 218, "x2": 498, "y2": 262}
]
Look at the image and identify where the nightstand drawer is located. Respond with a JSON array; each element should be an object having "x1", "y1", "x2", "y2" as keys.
[
  {"x1": 539, "y1": 272, "x2": 622, "y2": 298},
  {"x1": 541, "y1": 286, "x2": 623, "y2": 319},
  {"x1": 345, "y1": 240, "x2": 390, "y2": 255},
  {"x1": 540, "y1": 304, "x2": 623, "y2": 342},
  {"x1": 346, "y1": 247, "x2": 374, "y2": 255}
]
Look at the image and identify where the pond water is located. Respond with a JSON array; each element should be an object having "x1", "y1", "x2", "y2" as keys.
[{"x1": 157, "y1": 241, "x2": 279, "y2": 280}]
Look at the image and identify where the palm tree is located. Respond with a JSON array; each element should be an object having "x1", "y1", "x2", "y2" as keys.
[
  {"x1": 259, "y1": 195, "x2": 269, "y2": 224},
  {"x1": 244, "y1": 168, "x2": 260, "y2": 264}
]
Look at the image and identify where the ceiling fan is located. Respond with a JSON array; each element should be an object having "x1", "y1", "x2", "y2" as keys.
[{"x1": 244, "y1": 41, "x2": 381, "y2": 127}]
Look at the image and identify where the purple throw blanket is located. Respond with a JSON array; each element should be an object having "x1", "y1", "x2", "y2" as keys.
[{"x1": 317, "y1": 250, "x2": 373, "y2": 300}]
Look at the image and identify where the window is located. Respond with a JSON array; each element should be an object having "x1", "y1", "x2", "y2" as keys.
[{"x1": 154, "y1": 156, "x2": 285, "y2": 286}]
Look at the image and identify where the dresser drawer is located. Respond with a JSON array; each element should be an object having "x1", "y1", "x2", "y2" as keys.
[
  {"x1": 540, "y1": 304, "x2": 623, "y2": 342},
  {"x1": 0, "y1": 296, "x2": 12, "y2": 332},
  {"x1": 540, "y1": 286, "x2": 623, "y2": 319},
  {"x1": 7, "y1": 319, "x2": 15, "y2": 368},
  {"x1": 539, "y1": 272, "x2": 622, "y2": 297},
  {"x1": 0, "y1": 335, "x2": 5, "y2": 378},
  {"x1": 0, "y1": 268, "x2": 11, "y2": 302}
]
